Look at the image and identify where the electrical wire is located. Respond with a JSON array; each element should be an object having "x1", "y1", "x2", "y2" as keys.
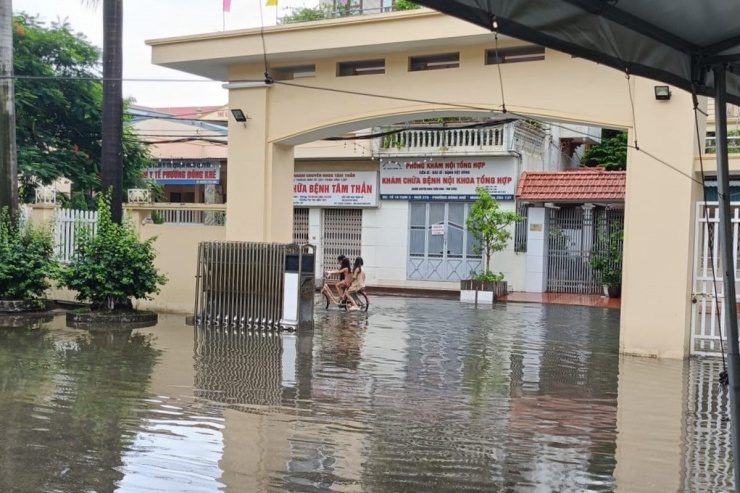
[
  {"x1": 4, "y1": 75, "x2": 237, "y2": 83},
  {"x1": 693, "y1": 88, "x2": 729, "y2": 386}
]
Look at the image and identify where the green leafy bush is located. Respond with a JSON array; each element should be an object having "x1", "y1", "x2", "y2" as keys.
[
  {"x1": 590, "y1": 229, "x2": 623, "y2": 287},
  {"x1": 0, "y1": 208, "x2": 58, "y2": 300},
  {"x1": 150, "y1": 210, "x2": 165, "y2": 224},
  {"x1": 472, "y1": 271, "x2": 504, "y2": 283},
  {"x1": 394, "y1": 0, "x2": 420, "y2": 10},
  {"x1": 60, "y1": 193, "x2": 167, "y2": 311}
]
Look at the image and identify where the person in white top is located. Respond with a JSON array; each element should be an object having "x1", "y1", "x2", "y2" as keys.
[{"x1": 346, "y1": 257, "x2": 366, "y2": 311}]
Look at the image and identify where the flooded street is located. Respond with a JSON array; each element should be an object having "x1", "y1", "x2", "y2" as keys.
[{"x1": 0, "y1": 297, "x2": 732, "y2": 492}]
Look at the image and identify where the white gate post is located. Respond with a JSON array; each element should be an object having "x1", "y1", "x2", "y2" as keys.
[
  {"x1": 525, "y1": 207, "x2": 548, "y2": 293},
  {"x1": 308, "y1": 208, "x2": 322, "y2": 279}
]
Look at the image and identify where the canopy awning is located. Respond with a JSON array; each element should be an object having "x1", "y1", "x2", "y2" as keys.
[{"x1": 412, "y1": 0, "x2": 740, "y2": 106}]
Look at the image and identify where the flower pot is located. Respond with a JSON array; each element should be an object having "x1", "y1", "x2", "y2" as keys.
[{"x1": 607, "y1": 285, "x2": 621, "y2": 299}]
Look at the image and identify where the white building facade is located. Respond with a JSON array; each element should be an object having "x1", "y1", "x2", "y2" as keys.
[{"x1": 293, "y1": 120, "x2": 599, "y2": 292}]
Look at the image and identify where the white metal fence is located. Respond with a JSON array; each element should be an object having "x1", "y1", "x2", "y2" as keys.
[
  {"x1": 690, "y1": 202, "x2": 740, "y2": 356},
  {"x1": 689, "y1": 201, "x2": 740, "y2": 357},
  {"x1": 54, "y1": 208, "x2": 98, "y2": 264},
  {"x1": 155, "y1": 208, "x2": 226, "y2": 226}
]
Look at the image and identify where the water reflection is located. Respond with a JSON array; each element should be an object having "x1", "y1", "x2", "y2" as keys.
[
  {"x1": 0, "y1": 326, "x2": 160, "y2": 493},
  {"x1": 0, "y1": 299, "x2": 736, "y2": 492}
]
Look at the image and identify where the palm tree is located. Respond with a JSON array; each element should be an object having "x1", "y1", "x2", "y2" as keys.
[
  {"x1": 0, "y1": 0, "x2": 19, "y2": 212},
  {"x1": 86, "y1": 0, "x2": 123, "y2": 223}
]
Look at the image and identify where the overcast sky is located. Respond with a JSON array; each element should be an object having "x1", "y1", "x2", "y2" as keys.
[{"x1": 16, "y1": 0, "x2": 313, "y2": 107}]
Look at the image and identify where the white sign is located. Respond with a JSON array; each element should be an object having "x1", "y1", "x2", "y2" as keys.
[
  {"x1": 431, "y1": 223, "x2": 445, "y2": 236},
  {"x1": 380, "y1": 157, "x2": 517, "y2": 201},
  {"x1": 294, "y1": 171, "x2": 378, "y2": 207},
  {"x1": 144, "y1": 166, "x2": 220, "y2": 185}
]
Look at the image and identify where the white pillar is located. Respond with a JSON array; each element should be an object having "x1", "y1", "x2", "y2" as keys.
[
  {"x1": 309, "y1": 208, "x2": 322, "y2": 274},
  {"x1": 525, "y1": 207, "x2": 548, "y2": 293}
]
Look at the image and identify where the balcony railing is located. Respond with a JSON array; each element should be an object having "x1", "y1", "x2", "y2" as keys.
[
  {"x1": 126, "y1": 203, "x2": 227, "y2": 226},
  {"x1": 376, "y1": 126, "x2": 509, "y2": 156},
  {"x1": 279, "y1": 4, "x2": 416, "y2": 24},
  {"x1": 705, "y1": 134, "x2": 740, "y2": 154}
]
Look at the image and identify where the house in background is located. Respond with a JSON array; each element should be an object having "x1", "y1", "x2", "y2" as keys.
[{"x1": 130, "y1": 106, "x2": 227, "y2": 206}]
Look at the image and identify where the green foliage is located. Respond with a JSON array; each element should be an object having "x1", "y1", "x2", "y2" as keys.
[
  {"x1": 0, "y1": 208, "x2": 58, "y2": 300},
  {"x1": 466, "y1": 187, "x2": 523, "y2": 278},
  {"x1": 581, "y1": 131, "x2": 627, "y2": 170},
  {"x1": 282, "y1": 5, "x2": 332, "y2": 23},
  {"x1": 394, "y1": 0, "x2": 420, "y2": 10},
  {"x1": 63, "y1": 191, "x2": 91, "y2": 211},
  {"x1": 472, "y1": 271, "x2": 504, "y2": 283},
  {"x1": 13, "y1": 14, "x2": 151, "y2": 201},
  {"x1": 150, "y1": 210, "x2": 165, "y2": 224},
  {"x1": 590, "y1": 229, "x2": 623, "y2": 287},
  {"x1": 59, "y1": 193, "x2": 167, "y2": 310}
]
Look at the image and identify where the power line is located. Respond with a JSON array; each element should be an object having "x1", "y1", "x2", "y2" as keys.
[{"x1": 4, "y1": 75, "x2": 239, "y2": 83}]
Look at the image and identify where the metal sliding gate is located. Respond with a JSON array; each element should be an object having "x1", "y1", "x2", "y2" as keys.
[
  {"x1": 546, "y1": 207, "x2": 624, "y2": 294},
  {"x1": 691, "y1": 202, "x2": 740, "y2": 356},
  {"x1": 293, "y1": 208, "x2": 309, "y2": 244},
  {"x1": 322, "y1": 209, "x2": 362, "y2": 272},
  {"x1": 194, "y1": 242, "x2": 314, "y2": 330}
]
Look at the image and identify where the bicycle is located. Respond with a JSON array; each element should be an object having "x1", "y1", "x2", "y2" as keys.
[{"x1": 318, "y1": 275, "x2": 370, "y2": 312}]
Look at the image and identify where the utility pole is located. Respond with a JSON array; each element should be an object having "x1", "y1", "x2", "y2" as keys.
[{"x1": 0, "y1": 0, "x2": 18, "y2": 213}]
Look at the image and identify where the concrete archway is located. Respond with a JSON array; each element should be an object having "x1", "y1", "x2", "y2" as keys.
[{"x1": 150, "y1": 10, "x2": 705, "y2": 357}]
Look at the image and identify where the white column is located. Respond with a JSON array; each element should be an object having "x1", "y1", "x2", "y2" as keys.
[
  {"x1": 308, "y1": 208, "x2": 322, "y2": 274},
  {"x1": 581, "y1": 203, "x2": 595, "y2": 260},
  {"x1": 525, "y1": 207, "x2": 548, "y2": 293}
]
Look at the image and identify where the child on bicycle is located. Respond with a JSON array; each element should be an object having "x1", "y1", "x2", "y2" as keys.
[
  {"x1": 326, "y1": 255, "x2": 352, "y2": 302},
  {"x1": 346, "y1": 257, "x2": 366, "y2": 311}
]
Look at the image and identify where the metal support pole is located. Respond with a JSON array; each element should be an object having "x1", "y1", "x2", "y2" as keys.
[{"x1": 713, "y1": 64, "x2": 740, "y2": 492}]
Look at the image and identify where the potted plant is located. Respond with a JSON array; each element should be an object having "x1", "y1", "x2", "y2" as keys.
[
  {"x1": 461, "y1": 187, "x2": 523, "y2": 303},
  {"x1": 590, "y1": 229, "x2": 623, "y2": 298},
  {"x1": 0, "y1": 208, "x2": 58, "y2": 313},
  {"x1": 60, "y1": 193, "x2": 167, "y2": 328}
]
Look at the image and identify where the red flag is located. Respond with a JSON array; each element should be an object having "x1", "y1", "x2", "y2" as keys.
[{"x1": 223, "y1": 0, "x2": 231, "y2": 12}]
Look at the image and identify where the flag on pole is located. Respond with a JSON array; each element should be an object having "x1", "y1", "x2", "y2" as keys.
[
  {"x1": 265, "y1": 0, "x2": 278, "y2": 6},
  {"x1": 223, "y1": 0, "x2": 232, "y2": 12}
]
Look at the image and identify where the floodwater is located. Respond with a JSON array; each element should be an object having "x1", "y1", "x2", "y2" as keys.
[{"x1": 0, "y1": 297, "x2": 732, "y2": 492}]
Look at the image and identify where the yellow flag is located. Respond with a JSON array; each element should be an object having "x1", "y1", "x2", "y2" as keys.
[{"x1": 266, "y1": 0, "x2": 278, "y2": 6}]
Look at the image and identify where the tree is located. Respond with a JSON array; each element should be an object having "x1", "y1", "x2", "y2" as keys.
[
  {"x1": 84, "y1": 0, "x2": 123, "y2": 223},
  {"x1": 466, "y1": 187, "x2": 523, "y2": 280},
  {"x1": 13, "y1": 14, "x2": 149, "y2": 204},
  {"x1": 282, "y1": 5, "x2": 331, "y2": 23},
  {"x1": 581, "y1": 130, "x2": 627, "y2": 170},
  {"x1": 0, "y1": 0, "x2": 18, "y2": 212}
]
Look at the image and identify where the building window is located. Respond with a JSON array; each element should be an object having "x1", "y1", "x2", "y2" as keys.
[
  {"x1": 409, "y1": 52, "x2": 460, "y2": 72},
  {"x1": 337, "y1": 59, "x2": 385, "y2": 77},
  {"x1": 486, "y1": 45, "x2": 545, "y2": 65},
  {"x1": 273, "y1": 64, "x2": 316, "y2": 80}
]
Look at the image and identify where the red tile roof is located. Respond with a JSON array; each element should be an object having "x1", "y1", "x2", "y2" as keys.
[{"x1": 516, "y1": 169, "x2": 626, "y2": 202}]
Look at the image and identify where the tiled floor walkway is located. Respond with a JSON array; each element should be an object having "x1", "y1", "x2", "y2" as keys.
[{"x1": 499, "y1": 292, "x2": 621, "y2": 309}]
